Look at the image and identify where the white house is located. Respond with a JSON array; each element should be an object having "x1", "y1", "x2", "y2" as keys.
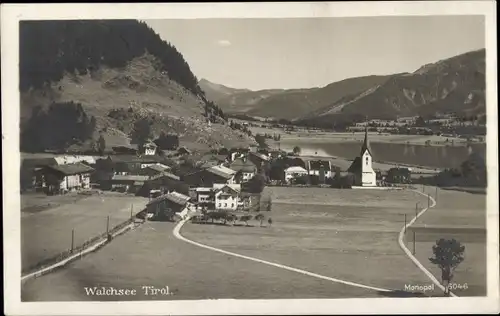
[
  {"x1": 284, "y1": 166, "x2": 308, "y2": 183},
  {"x1": 347, "y1": 127, "x2": 377, "y2": 186},
  {"x1": 214, "y1": 183, "x2": 241, "y2": 211},
  {"x1": 142, "y1": 141, "x2": 158, "y2": 156}
]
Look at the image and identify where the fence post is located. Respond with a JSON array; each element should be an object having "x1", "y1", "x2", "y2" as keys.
[
  {"x1": 413, "y1": 231, "x2": 416, "y2": 255},
  {"x1": 435, "y1": 186, "x2": 438, "y2": 203},
  {"x1": 130, "y1": 204, "x2": 133, "y2": 220},
  {"x1": 106, "y1": 216, "x2": 110, "y2": 235},
  {"x1": 71, "y1": 229, "x2": 75, "y2": 253}
]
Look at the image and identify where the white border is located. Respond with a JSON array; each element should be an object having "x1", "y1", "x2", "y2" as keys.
[{"x1": 2, "y1": 2, "x2": 498, "y2": 315}]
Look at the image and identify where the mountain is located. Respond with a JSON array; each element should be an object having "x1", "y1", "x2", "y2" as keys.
[
  {"x1": 201, "y1": 76, "x2": 394, "y2": 120},
  {"x1": 299, "y1": 49, "x2": 486, "y2": 125},
  {"x1": 20, "y1": 20, "x2": 255, "y2": 153},
  {"x1": 199, "y1": 79, "x2": 285, "y2": 113}
]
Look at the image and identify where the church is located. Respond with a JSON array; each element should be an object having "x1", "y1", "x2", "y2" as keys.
[{"x1": 347, "y1": 127, "x2": 377, "y2": 187}]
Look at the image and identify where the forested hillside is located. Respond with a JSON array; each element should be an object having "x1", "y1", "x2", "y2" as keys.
[
  {"x1": 20, "y1": 20, "x2": 200, "y2": 95},
  {"x1": 19, "y1": 20, "x2": 250, "y2": 153}
]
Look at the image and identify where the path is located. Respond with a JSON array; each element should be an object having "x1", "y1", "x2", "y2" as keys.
[{"x1": 398, "y1": 189, "x2": 457, "y2": 297}]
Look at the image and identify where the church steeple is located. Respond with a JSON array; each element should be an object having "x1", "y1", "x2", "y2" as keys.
[{"x1": 360, "y1": 125, "x2": 372, "y2": 156}]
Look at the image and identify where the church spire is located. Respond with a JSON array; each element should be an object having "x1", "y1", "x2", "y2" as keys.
[{"x1": 360, "y1": 124, "x2": 372, "y2": 156}]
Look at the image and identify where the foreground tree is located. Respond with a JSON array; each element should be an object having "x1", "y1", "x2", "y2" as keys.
[{"x1": 429, "y1": 238, "x2": 465, "y2": 296}]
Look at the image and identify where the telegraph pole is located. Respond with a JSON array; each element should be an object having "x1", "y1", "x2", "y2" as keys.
[
  {"x1": 435, "y1": 186, "x2": 438, "y2": 203},
  {"x1": 415, "y1": 202, "x2": 419, "y2": 219},
  {"x1": 130, "y1": 204, "x2": 134, "y2": 220},
  {"x1": 404, "y1": 213, "x2": 407, "y2": 233}
]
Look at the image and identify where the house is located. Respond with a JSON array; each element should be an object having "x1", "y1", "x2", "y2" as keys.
[
  {"x1": 112, "y1": 145, "x2": 138, "y2": 155},
  {"x1": 214, "y1": 184, "x2": 241, "y2": 211},
  {"x1": 141, "y1": 141, "x2": 158, "y2": 156},
  {"x1": 193, "y1": 187, "x2": 215, "y2": 208},
  {"x1": 307, "y1": 160, "x2": 333, "y2": 179},
  {"x1": 138, "y1": 163, "x2": 172, "y2": 177},
  {"x1": 146, "y1": 191, "x2": 193, "y2": 221},
  {"x1": 105, "y1": 174, "x2": 150, "y2": 192},
  {"x1": 248, "y1": 151, "x2": 270, "y2": 169},
  {"x1": 103, "y1": 155, "x2": 166, "y2": 176},
  {"x1": 37, "y1": 162, "x2": 94, "y2": 195},
  {"x1": 182, "y1": 165, "x2": 236, "y2": 187},
  {"x1": 387, "y1": 167, "x2": 412, "y2": 184},
  {"x1": 347, "y1": 127, "x2": 377, "y2": 187},
  {"x1": 230, "y1": 157, "x2": 257, "y2": 183},
  {"x1": 177, "y1": 147, "x2": 192, "y2": 156},
  {"x1": 284, "y1": 166, "x2": 309, "y2": 183}
]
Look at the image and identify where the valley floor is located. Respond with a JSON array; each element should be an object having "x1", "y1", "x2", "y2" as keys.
[{"x1": 21, "y1": 186, "x2": 486, "y2": 301}]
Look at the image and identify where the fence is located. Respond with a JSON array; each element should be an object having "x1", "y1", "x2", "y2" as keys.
[{"x1": 22, "y1": 216, "x2": 137, "y2": 276}]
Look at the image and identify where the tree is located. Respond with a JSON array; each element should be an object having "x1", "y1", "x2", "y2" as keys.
[
  {"x1": 240, "y1": 214, "x2": 253, "y2": 226},
  {"x1": 254, "y1": 213, "x2": 265, "y2": 227},
  {"x1": 130, "y1": 117, "x2": 153, "y2": 150},
  {"x1": 429, "y1": 238, "x2": 465, "y2": 296},
  {"x1": 245, "y1": 174, "x2": 266, "y2": 194},
  {"x1": 292, "y1": 146, "x2": 301, "y2": 155},
  {"x1": 267, "y1": 217, "x2": 273, "y2": 227},
  {"x1": 97, "y1": 134, "x2": 106, "y2": 155}
]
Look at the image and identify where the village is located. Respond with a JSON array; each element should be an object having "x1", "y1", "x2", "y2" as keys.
[{"x1": 20, "y1": 125, "x2": 422, "y2": 228}]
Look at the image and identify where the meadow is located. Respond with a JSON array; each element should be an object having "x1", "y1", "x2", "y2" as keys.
[
  {"x1": 21, "y1": 186, "x2": 486, "y2": 300},
  {"x1": 21, "y1": 192, "x2": 149, "y2": 273},
  {"x1": 182, "y1": 187, "x2": 442, "y2": 295},
  {"x1": 410, "y1": 187, "x2": 487, "y2": 296}
]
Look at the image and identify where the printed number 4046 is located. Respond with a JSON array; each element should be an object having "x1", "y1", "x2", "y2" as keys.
[{"x1": 447, "y1": 283, "x2": 468, "y2": 290}]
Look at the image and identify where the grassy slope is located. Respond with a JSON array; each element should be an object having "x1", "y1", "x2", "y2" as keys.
[{"x1": 21, "y1": 54, "x2": 256, "y2": 152}]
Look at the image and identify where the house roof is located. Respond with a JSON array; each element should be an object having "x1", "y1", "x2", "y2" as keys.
[
  {"x1": 111, "y1": 175, "x2": 150, "y2": 182},
  {"x1": 144, "y1": 142, "x2": 157, "y2": 148},
  {"x1": 195, "y1": 187, "x2": 213, "y2": 192},
  {"x1": 108, "y1": 155, "x2": 164, "y2": 164},
  {"x1": 54, "y1": 155, "x2": 96, "y2": 165},
  {"x1": 146, "y1": 164, "x2": 171, "y2": 173},
  {"x1": 308, "y1": 160, "x2": 331, "y2": 171},
  {"x1": 213, "y1": 183, "x2": 241, "y2": 191},
  {"x1": 45, "y1": 163, "x2": 94, "y2": 176},
  {"x1": 147, "y1": 191, "x2": 191, "y2": 206},
  {"x1": 249, "y1": 152, "x2": 270, "y2": 161},
  {"x1": 214, "y1": 184, "x2": 241, "y2": 194},
  {"x1": 285, "y1": 166, "x2": 308, "y2": 173},
  {"x1": 150, "y1": 171, "x2": 181, "y2": 181},
  {"x1": 230, "y1": 158, "x2": 257, "y2": 173},
  {"x1": 347, "y1": 157, "x2": 362, "y2": 173},
  {"x1": 207, "y1": 165, "x2": 236, "y2": 179}
]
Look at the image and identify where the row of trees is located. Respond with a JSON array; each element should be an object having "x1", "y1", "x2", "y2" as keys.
[
  {"x1": 21, "y1": 102, "x2": 96, "y2": 152},
  {"x1": 20, "y1": 20, "x2": 200, "y2": 95}
]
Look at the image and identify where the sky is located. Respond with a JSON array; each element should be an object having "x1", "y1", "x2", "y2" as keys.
[{"x1": 145, "y1": 16, "x2": 485, "y2": 91}]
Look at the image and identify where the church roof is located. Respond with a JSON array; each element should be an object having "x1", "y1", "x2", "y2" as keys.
[{"x1": 360, "y1": 127, "x2": 373, "y2": 156}]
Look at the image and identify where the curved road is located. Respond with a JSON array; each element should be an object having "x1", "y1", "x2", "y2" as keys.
[{"x1": 174, "y1": 187, "x2": 457, "y2": 297}]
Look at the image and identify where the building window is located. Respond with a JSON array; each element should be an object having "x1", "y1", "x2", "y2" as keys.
[
  {"x1": 224, "y1": 203, "x2": 227, "y2": 207},
  {"x1": 366, "y1": 157, "x2": 369, "y2": 165},
  {"x1": 218, "y1": 203, "x2": 221, "y2": 208},
  {"x1": 231, "y1": 203, "x2": 234, "y2": 208}
]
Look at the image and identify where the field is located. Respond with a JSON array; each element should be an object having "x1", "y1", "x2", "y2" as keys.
[
  {"x1": 21, "y1": 192, "x2": 149, "y2": 272},
  {"x1": 410, "y1": 187, "x2": 487, "y2": 296},
  {"x1": 181, "y1": 187, "x2": 448, "y2": 296},
  {"x1": 21, "y1": 186, "x2": 487, "y2": 300},
  {"x1": 21, "y1": 221, "x2": 379, "y2": 301}
]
